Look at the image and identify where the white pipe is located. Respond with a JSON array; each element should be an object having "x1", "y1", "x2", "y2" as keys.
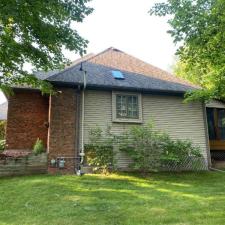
[{"x1": 80, "y1": 70, "x2": 86, "y2": 164}]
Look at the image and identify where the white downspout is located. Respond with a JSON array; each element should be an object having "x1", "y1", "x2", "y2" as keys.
[{"x1": 80, "y1": 69, "x2": 86, "y2": 164}]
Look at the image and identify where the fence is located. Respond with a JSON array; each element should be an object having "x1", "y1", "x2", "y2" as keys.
[
  {"x1": 0, "y1": 153, "x2": 47, "y2": 177},
  {"x1": 211, "y1": 150, "x2": 225, "y2": 170},
  {"x1": 160, "y1": 156, "x2": 208, "y2": 172},
  {"x1": 115, "y1": 150, "x2": 208, "y2": 172}
]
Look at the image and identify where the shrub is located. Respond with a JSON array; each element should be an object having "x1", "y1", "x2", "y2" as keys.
[
  {"x1": 161, "y1": 138, "x2": 202, "y2": 170},
  {"x1": 0, "y1": 140, "x2": 6, "y2": 152},
  {"x1": 0, "y1": 121, "x2": 6, "y2": 140},
  {"x1": 118, "y1": 123, "x2": 203, "y2": 173},
  {"x1": 85, "y1": 123, "x2": 203, "y2": 173},
  {"x1": 33, "y1": 138, "x2": 45, "y2": 155},
  {"x1": 85, "y1": 127, "x2": 115, "y2": 173},
  {"x1": 118, "y1": 123, "x2": 167, "y2": 173}
]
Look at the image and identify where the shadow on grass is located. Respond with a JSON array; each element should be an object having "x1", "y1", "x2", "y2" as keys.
[{"x1": 0, "y1": 172, "x2": 225, "y2": 225}]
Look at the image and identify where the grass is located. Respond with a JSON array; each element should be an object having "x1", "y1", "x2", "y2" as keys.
[{"x1": 0, "y1": 172, "x2": 225, "y2": 225}]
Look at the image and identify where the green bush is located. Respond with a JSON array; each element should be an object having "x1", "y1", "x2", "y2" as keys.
[
  {"x1": 33, "y1": 138, "x2": 45, "y2": 155},
  {"x1": 85, "y1": 127, "x2": 115, "y2": 174},
  {"x1": 0, "y1": 121, "x2": 6, "y2": 140},
  {"x1": 118, "y1": 123, "x2": 202, "y2": 173},
  {"x1": 85, "y1": 123, "x2": 203, "y2": 173},
  {"x1": 0, "y1": 140, "x2": 6, "y2": 152},
  {"x1": 118, "y1": 123, "x2": 167, "y2": 173},
  {"x1": 161, "y1": 138, "x2": 202, "y2": 168}
]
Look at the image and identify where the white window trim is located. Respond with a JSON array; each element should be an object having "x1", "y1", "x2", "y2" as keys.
[{"x1": 112, "y1": 91, "x2": 143, "y2": 123}]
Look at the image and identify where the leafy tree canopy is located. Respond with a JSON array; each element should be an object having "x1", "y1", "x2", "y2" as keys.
[
  {"x1": 0, "y1": 0, "x2": 93, "y2": 94},
  {"x1": 150, "y1": 0, "x2": 225, "y2": 101}
]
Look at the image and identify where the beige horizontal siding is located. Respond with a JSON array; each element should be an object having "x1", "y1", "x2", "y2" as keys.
[{"x1": 81, "y1": 90, "x2": 209, "y2": 169}]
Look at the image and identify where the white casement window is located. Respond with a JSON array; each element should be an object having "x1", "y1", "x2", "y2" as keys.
[{"x1": 112, "y1": 92, "x2": 142, "y2": 123}]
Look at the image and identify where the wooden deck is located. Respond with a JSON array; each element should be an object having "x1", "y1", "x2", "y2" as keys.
[{"x1": 210, "y1": 140, "x2": 225, "y2": 151}]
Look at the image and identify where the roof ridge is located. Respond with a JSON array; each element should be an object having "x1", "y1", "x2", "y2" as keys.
[
  {"x1": 90, "y1": 47, "x2": 197, "y2": 87},
  {"x1": 82, "y1": 47, "x2": 122, "y2": 63}
]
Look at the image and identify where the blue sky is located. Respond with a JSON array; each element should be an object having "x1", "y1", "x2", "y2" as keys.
[{"x1": 0, "y1": 0, "x2": 176, "y2": 103}]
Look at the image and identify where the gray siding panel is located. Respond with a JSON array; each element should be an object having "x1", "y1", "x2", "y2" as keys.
[{"x1": 81, "y1": 90, "x2": 209, "y2": 169}]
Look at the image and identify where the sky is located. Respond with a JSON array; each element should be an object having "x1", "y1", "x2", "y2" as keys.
[{"x1": 0, "y1": 0, "x2": 176, "y2": 104}]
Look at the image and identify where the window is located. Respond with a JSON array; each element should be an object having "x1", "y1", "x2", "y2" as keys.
[
  {"x1": 207, "y1": 108, "x2": 216, "y2": 140},
  {"x1": 116, "y1": 95, "x2": 138, "y2": 118},
  {"x1": 207, "y1": 108, "x2": 225, "y2": 140},
  {"x1": 112, "y1": 92, "x2": 142, "y2": 123}
]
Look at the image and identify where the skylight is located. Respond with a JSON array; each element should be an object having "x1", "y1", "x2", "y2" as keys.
[{"x1": 112, "y1": 70, "x2": 124, "y2": 80}]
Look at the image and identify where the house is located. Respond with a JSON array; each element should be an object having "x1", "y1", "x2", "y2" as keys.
[
  {"x1": 5, "y1": 47, "x2": 211, "y2": 173},
  {"x1": 0, "y1": 102, "x2": 8, "y2": 121}
]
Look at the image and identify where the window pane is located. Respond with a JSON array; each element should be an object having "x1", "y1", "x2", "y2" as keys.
[
  {"x1": 206, "y1": 108, "x2": 216, "y2": 140},
  {"x1": 116, "y1": 95, "x2": 127, "y2": 118},
  {"x1": 116, "y1": 95, "x2": 139, "y2": 119},
  {"x1": 218, "y1": 109, "x2": 225, "y2": 140},
  {"x1": 127, "y1": 96, "x2": 138, "y2": 118}
]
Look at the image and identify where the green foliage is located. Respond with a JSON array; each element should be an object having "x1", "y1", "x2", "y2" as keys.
[
  {"x1": 0, "y1": 121, "x2": 6, "y2": 140},
  {"x1": 0, "y1": 0, "x2": 93, "y2": 93},
  {"x1": 85, "y1": 127, "x2": 115, "y2": 173},
  {"x1": 173, "y1": 60, "x2": 206, "y2": 87},
  {"x1": 33, "y1": 138, "x2": 45, "y2": 155},
  {"x1": 184, "y1": 88, "x2": 218, "y2": 103},
  {"x1": 0, "y1": 139, "x2": 6, "y2": 152},
  {"x1": 85, "y1": 124, "x2": 203, "y2": 173},
  {"x1": 119, "y1": 123, "x2": 202, "y2": 172},
  {"x1": 161, "y1": 138, "x2": 202, "y2": 164},
  {"x1": 118, "y1": 123, "x2": 167, "y2": 172},
  {"x1": 150, "y1": 0, "x2": 225, "y2": 101}
]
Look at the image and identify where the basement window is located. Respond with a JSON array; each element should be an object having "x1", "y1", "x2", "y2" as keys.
[{"x1": 112, "y1": 92, "x2": 142, "y2": 123}]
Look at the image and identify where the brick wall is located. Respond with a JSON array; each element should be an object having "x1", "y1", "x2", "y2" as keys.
[
  {"x1": 48, "y1": 88, "x2": 79, "y2": 174},
  {"x1": 6, "y1": 89, "x2": 49, "y2": 150}
]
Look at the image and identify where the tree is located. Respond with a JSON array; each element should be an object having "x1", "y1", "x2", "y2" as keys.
[
  {"x1": 150, "y1": 0, "x2": 225, "y2": 101},
  {"x1": 0, "y1": 0, "x2": 93, "y2": 94}
]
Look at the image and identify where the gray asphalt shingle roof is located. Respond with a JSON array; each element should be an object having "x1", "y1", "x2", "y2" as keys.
[{"x1": 35, "y1": 62, "x2": 196, "y2": 94}]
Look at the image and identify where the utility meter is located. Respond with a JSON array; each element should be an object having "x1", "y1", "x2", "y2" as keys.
[{"x1": 58, "y1": 158, "x2": 65, "y2": 169}]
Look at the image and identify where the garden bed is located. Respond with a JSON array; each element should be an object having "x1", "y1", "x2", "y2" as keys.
[{"x1": 0, "y1": 151, "x2": 47, "y2": 177}]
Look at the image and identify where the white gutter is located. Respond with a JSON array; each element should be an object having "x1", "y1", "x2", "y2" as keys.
[{"x1": 80, "y1": 68, "x2": 86, "y2": 164}]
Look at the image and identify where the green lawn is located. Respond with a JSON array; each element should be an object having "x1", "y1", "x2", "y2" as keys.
[{"x1": 0, "y1": 172, "x2": 225, "y2": 225}]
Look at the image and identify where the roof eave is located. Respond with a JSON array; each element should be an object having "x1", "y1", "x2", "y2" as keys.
[
  {"x1": 11, "y1": 81, "x2": 193, "y2": 97},
  {"x1": 86, "y1": 84, "x2": 186, "y2": 96},
  {"x1": 50, "y1": 81, "x2": 188, "y2": 96}
]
